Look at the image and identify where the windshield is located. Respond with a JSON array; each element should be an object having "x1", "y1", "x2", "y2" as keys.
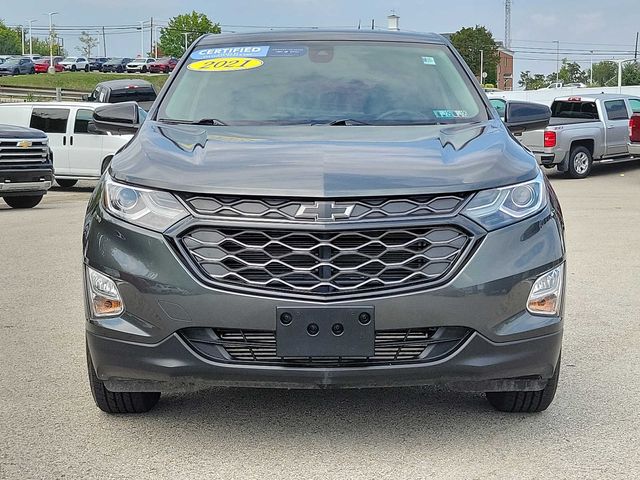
[
  {"x1": 131, "y1": 59, "x2": 147, "y2": 64},
  {"x1": 62, "y1": 58, "x2": 76, "y2": 62},
  {"x1": 157, "y1": 40, "x2": 487, "y2": 126}
]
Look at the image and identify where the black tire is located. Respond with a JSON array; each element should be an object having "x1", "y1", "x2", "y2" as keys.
[
  {"x1": 71, "y1": 64, "x2": 77, "y2": 71},
  {"x1": 56, "y1": 179, "x2": 78, "y2": 188},
  {"x1": 142, "y1": 66, "x2": 148, "y2": 73},
  {"x1": 13, "y1": 68, "x2": 19, "y2": 75},
  {"x1": 565, "y1": 146, "x2": 593, "y2": 179},
  {"x1": 84, "y1": 64, "x2": 89, "y2": 72},
  {"x1": 87, "y1": 345, "x2": 160, "y2": 414},
  {"x1": 101, "y1": 156, "x2": 112, "y2": 175},
  {"x1": 486, "y1": 353, "x2": 561, "y2": 413},
  {"x1": 164, "y1": 66, "x2": 169, "y2": 74},
  {"x1": 29, "y1": 67, "x2": 35, "y2": 74},
  {"x1": 4, "y1": 195, "x2": 43, "y2": 209}
]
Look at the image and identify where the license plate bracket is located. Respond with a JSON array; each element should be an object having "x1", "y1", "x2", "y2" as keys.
[{"x1": 276, "y1": 307, "x2": 375, "y2": 357}]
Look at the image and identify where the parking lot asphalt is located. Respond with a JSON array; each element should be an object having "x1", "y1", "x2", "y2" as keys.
[{"x1": 1, "y1": 162, "x2": 639, "y2": 479}]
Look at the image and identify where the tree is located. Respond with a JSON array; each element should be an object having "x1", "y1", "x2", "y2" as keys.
[
  {"x1": 0, "y1": 20, "x2": 21, "y2": 54},
  {"x1": 556, "y1": 59, "x2": 587, "y2": 84},
  {"x1": 519, "y1": 70, "x2": 548, "y2": 90},
  {"x1": 622, "y1": 62, "x2": 640, "y2": 86},
  {"x1": 77, "y1": 31, "x2": 98, "y2": 58},
  {"x1": 157, "y1": 11, "x2": 220, "y2": 57},
  {"x1": 450, "y1": 26, "x2": 499, "y2": 85},
  {"x1": 590, "y1": 61, "x2": 617, "y2": 87}
]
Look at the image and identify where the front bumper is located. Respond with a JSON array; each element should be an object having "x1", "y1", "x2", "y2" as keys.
[
  {"x1": 0, "y1": 167, "x2": 53, "y2": 196},
  {"x1": 84, "y1": 195, "x2": 566, "y2": 391}
]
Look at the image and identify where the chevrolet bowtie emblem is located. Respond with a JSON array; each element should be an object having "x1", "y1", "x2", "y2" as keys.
[
  {"x1": 295, "y1": 201, "x2": 355, "y2": 221},
  {"x1": 17, "y1": 140, "x2": 32, "y2": 148}
]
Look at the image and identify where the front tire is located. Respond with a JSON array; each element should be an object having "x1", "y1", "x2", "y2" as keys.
[
  {"x1": 71, "y1": 65, "x2": 77, "y2": 71},
  {"x1": 486, "y1": 353, "x2": 561, "y2": 413},
  {"x1": 87, "y1": 345, "x2": 160, "y2": 414},
  {"x1": 142, "y1": 66, "x2": 148, "y2": 73},
  {"x1": 3, "y1": 195, "x2": 43, "y2": 209},
  {"x1": 56, "y1": 179, "x2": 77, "y2": 188},
  {"x1": 84, "y1": 64, "x2": 89, "y2": 72},
  {"x1": 565, "y1": 146, "x2": 593, "y2": 179}
]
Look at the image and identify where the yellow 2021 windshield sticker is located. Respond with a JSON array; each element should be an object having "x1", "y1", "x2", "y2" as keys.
[{"x1": 187, "y1": 57, "x2": 263, "y2": 72}]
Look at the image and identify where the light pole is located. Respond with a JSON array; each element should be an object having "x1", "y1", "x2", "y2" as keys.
[
  {"x1": 590, "y1": 50, "x2": 594, "y2": 85},
  {"x1": 155, "y1": 25, "x2": 162, "y2": 58},
  {"x1": 479, "y1": 49, "x2": 484, "y2": 85},
  {"x1": 46, "y1": 12, "x2": 59, "y2": 74},
  {"x1": 139, "y1": 21, "x2": 145, "y2": 57},
  {"x1": 28, "y1": 19, "x2": 37, "y2": 57},
  {"x1": 616, "y1": 58, "x2": 636, "y2": 93},
  {"x1": 183, "y1": 32, "x2": 189, "y2": 53},
  {"x1": 21, "y1": 25, "x2": 25, "y2": 55}
]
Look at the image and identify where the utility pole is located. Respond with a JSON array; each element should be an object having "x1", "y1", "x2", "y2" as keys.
[
  {"x1": 21, "y1": 25, "x2": 25, "y2": 55},
  {"x1": 102, "y1": 27, "x2": 106, "y2": 57},
  {"x1": 504, "y1": 0, "x2": 512, "y2": 49},
  {"x1": 155, "y1": 25, "x2": 161, "y2": 58},
  {"x1": 554, "y1": 40, "x2": 560, "y2": 82},
  {"x1": 635, "y1": 32, "x2": 639, "y2": 62},
  {"x1": 139, "y1": 20, "x2": 145, "y2": 57},
  {"x1": 479, "y1": 50, "x2": 484, "y2": 85},
  {"x1": 590, "y1": 50, "x2": 594, "y2": 85},
  {"x1": 183, "y1": 32, "x2": 189, "y2": 53},
  {"x1": 371, "y1": 19, "x2": 375, "y2": 30}
]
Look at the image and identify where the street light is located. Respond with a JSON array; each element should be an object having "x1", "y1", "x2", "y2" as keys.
[
  {"x1": 553, "y1": 40, "x2": 560, "y2": 82},
  {"x1": 155, "y1": 25, "x2": 162, "y2": 58},
  {"x1": 27, "y1": 19, "x2": 37, "y2": 57},
  {"x1": 616, "y1": 58, "x2": 636, "y2": 93},
  {"x1": 45, "y1": 12, "x2": 59, "y2": 74},
  {"x1": 183, "y1": 32, "x2": 189, "y2": 53}
]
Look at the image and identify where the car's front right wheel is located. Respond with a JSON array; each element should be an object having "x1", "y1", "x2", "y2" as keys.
[
  {"x1": 87, "y1": 345, "x2": 160, "y2": 414},
  {"x1": 486, "y1": 353, "x2": 561, "y2": 413}
]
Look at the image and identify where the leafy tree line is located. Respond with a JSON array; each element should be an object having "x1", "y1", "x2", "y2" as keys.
[
  {"x1": 0, "y1": 19, "x2": 64, "y2": 56},
  {"x1": 519, "y1": 59, "x2": 640, "y2": 90}
]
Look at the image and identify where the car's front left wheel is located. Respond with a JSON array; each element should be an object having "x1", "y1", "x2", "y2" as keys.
[
  {"x1": 87, "y1": 345, "x2": 160, "y2": 414},
  {"x1": 486, "y1": 353, "x2": 561, "y2": 413}
]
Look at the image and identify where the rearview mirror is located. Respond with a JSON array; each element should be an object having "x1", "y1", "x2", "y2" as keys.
[
  {"x1": 92, "y1": 102, "x2": 140, "y2": 134},
  {"x1": 503, "y1": 101, "x2": 551, "y2": 134}
]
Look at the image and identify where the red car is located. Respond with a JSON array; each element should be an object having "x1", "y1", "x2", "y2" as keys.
[
  {"x1": 34, "y1": 58, "x2": 64, "y2": 73},
  {"x1": 148, "y1": 57, "x2": 178, "y2": 73}
]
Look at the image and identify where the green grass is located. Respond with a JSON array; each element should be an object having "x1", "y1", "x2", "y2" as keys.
[{"x1": 0, "y1": 72, "x2": 168, "y2": 92}]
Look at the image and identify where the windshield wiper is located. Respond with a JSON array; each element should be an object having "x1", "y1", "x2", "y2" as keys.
[
  {"x1": 313, "y1": 119, "x2": 371, "y2": 126},
  {"x1": 158, "y1": 118, "x2": 227, "y2": 126}
]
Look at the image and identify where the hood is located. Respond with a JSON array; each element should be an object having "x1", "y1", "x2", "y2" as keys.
[
  {"x1": 111, "y1": 119, "x2": 538, "y2": 197},
  {"x1": 0, "y1": 123, "x2": 47, "y2": 139}
]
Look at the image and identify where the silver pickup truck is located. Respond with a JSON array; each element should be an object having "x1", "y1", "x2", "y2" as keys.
[{"x1": 491, "y1": 94, "x2": 640, "y2": 178}]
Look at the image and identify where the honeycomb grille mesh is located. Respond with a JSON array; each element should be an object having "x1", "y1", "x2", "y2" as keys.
[{"x1": 180, "y1": 226, "x2": 470, "y2": 296}]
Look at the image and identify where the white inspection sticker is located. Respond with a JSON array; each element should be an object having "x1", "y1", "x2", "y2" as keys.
[{"x1": 422, "y1": 56, "x2": 436, "y2": 65}]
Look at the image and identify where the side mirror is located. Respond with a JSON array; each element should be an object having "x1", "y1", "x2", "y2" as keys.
[
  {"x1": 93, "y1": 102, "x2": 140, "y2": 135},
  {"x1": 504, "y1": 101, "x2": 551, "y2": 134}
]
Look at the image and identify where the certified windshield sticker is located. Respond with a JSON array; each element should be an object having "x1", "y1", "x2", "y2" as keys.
[
  {"x1": 433, "y1": 109, "x2": 469, "y2": 119},
  {"x1": 422, "y1": 56, "x2": 436, "y2": 65},
  {"x1": 187, "y1": 58, "x2": 264, "y2": 72},
  {"x1": 268, "y1": 46, "x2": 307, "y2": 57},
  {"x1": 191, "y1": 46, "x2": 270, "y2": 60}
]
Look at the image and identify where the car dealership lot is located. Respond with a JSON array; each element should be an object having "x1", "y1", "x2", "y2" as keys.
[{"x1": 1, "y1": 164, "x2": 639, "y2": 479}]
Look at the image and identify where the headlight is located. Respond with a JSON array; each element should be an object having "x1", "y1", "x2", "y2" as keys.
[
  {"x1": 103, "y1": 174, "x2": 188, "y2": 232},
  {"x1": 527, "y1": 264, "x2": 564, "y2": 316},
  {"x1": 463, "y1": 171, "x2": 547, "y2": 230}
]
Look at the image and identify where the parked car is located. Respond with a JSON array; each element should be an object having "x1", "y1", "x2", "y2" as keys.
[
  {"x1": 148, "y1": 57, "x2": 178, "y2": 73},
  {"x1": 0, "y1": 102, "x2": 132, "y2": 186},
  {"x1": 126, "y1": 57, "x2": 155, "y2": 73},
  {"x1": 87, "y1": 79, "x2": 157, "y2": 111},
  {"x1": 85, "y1": 30, "x2": 564, "y2": 415},
  {"x1": 59, "y1": 56, "x2": 89, "y2": 72},
  {"x1": 34, "y1": 57, "x2": 64, "y2": 73},
  {"x1": 101, "y1": 57, "x2": 132, "y2": 73},
  {"x1": 629, "y1": 113, "x2": 640, "y2": 156},
  {"x1": 88, "y1": 57, "x2": 109, "y2": 71},
  {"x1": 502, "y1": 94, "x2": 640, "y2": 178},
  {"x1": 0, "y1": 123, "x2": 53, "y2": 208},
  {"x1": 0, "y1": 57, "x2": 35, "y2": 75}
]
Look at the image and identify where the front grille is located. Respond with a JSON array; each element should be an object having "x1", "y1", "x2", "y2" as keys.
[
  {"x1": 0, "y1": 139, "x2": 48, "y2": 164},
  {"x1": 180, "y1": 326, "x2": 472, "y2": 366},
  {"x1": 181, "y1": 193, "x2": 469, "y2": 223},
  {"x1": 179, "y1": 226, "x2": 471, "y2": 296}
]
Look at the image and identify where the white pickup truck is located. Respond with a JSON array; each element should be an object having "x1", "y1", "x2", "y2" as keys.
[{"x1": 491, "y1": 94, "x2": 640, "y2": 178}]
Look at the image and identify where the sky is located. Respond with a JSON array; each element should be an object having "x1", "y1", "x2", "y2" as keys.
[{"x1": 4, "y1": 0, "x2": 640, "y2": 87}]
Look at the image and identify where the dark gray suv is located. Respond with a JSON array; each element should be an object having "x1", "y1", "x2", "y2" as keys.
[{"x1": 84, "y1": 31, "x2": 565, "y2": 414}]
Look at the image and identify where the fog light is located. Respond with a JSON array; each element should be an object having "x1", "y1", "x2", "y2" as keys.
[
  {"x1": 86, "y1": 266, "x2": 124, "y2": 317},
  {"x1": 527, "y1": 264, "x2": 564, "y2": 316}
]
